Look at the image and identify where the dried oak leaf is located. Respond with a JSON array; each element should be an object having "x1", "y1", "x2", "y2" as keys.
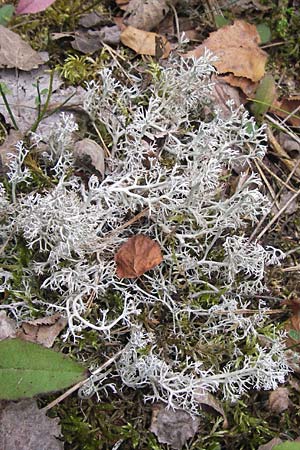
[
  {"x1": 0, "y1": 25, "x2": 44, "y2": 71},
  {"x1": 16, "y1": 313, "x2": 67, "y2": 348},
  {"x1": 186, "y1": 20, "x2": 267, "y2": 83},
  {"x1": 150, "y1": 404, "x2": 200, "y2": 450},
  {"x1": 121, "y1": 25, "x2": 170, "y2": 58},
  {"x1": 0, "y1": 399, "x2": 63, "y2": 450},
  {"x1": 123, "y1": 0, "x2": 178, "y2": 31},
  {"x1": 115, "y1": 234, "x2": 163, "y2": 278},
  {"x1": 268, "y1": 387, "x2": 290, "y2": 414}
]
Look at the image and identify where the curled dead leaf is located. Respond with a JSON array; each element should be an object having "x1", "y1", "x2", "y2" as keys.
[
  {"x1": 74, "y1": 138, "x2": 105, "y2": 178},
  {"x1": 195, "y1": 389, "x2": 228, "y2": 428},
  {"x1": 115, "y1": 234, "x2": 163, "y2": 278},
  {"x1": 16, "y1": 313, "x2": 67, "y2": 348},
  {"x1": 186, "y1": 20, "x2": 267, "y2": 83},
  {"x1": 123, "y1": 0, "x2": 178, "y2": 31},
  {"x1": 121, "y1": 26, "x2": 170, "y2": 58}
]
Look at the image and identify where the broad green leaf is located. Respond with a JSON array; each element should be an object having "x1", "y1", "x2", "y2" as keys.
[
  {"x1": 256, "y1": 23, "x2": 271, "y2": 44},
  {"x1": 0, "y1": 338, "x2": 86, "y2": 400},
  {"x1": 250, "y1": 74, "x2": 276, "y2": 121},
  {"x1": 274, "y1": 443, "x2": 300, "y2": 450},
  {"x1": 288, "y1": 329, "x2": 300, "y2": 341},
  {"x1": 0, "y1": 5, "x2": 14, "y2": 26}
]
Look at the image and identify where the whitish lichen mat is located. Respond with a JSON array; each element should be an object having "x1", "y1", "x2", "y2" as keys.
[{"x1": 0, "y1": 52, "x2": 290, "y2": 415}]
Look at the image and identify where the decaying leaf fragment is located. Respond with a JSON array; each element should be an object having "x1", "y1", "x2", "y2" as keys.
[
  {"x1": 0, "y1": 312, "x2": 16, "y2": 341},
  {"x1": 150, "y1": 404, "x2": 200, "y2": 450},
  {"x1": 195, "y1": 389, "x2": 228, "y2": 428},
  {"x1": 258, "y1": 438, "x2": 283, "y2": 450},
  {"x1": 0, "y1": 399, "x2": 63, "y2": 450},
  {"x1": 123, "y1": 0, "x2": 178, "y2": 31},
  {"x1": 121, "y1": 26, "x2": 170, "y2": 58},
  {"x1": 0, "y1": 25, "x2": 44, "y2": 71},
  {"x1": 115, "y1": 234, "x2": 163, "y2": 278},
  {"x1": 74, "y1": 138, "x2": 105, "y2": 178},
  {"x1": 268, "y1": 387, "x2": 290, "y2": 414},
  {"x1": 16, "y1": 313, "x2": 67, "y2": 348},
  {"x1": 186, "y1": 20, "x2": 267, "y2": 85}
]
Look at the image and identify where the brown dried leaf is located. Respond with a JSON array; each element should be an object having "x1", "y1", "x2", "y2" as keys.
[
  {"x1": 115, "y1": 234, "x2": 163, "y2": 278},
  {"x1": 0, "y1": 25, "x2": 44, "y2": 71},
  {"x1": 0, "y1": 399, "x2": 63, "y2": 450},
  {"x1": 268, "y1": 387, "x2": 290, "y2": 413},
  {"x1": 209, "y1": 76, "x2": 243, "y2": 118},
  {"x1": 121, "y1": 26, "x2": 170, "y2": 58},
  {"x1": 258, "y1": 438, "x2": 283, "y2": 450},
  {"x1": 186, "y1": 20, "x2": 267, "y2": 83},
  {"x1": 16, "y1": 313, "x2": 67, "y2": 348},
  {"x1": 74, "y1": 138, "x2": 105, "y2": 177},
  {"x1": 195, "y1": 389, "x2": 228, "y2": 428},
  {"x1": 221, "y1": 73, "x2": 258, "y2": 96},
  {"x1": 0, "y1": 312, "x2": 16, "y2": 341},
  {"x1": 71, "y1": 28, "x2": 121, "y2": 53},
  {"x1": 271, "y1": 96, "x2": 300, "y2": 128},
  {"x1": 123, "y1": 0, "x2": 178, "y2": 31},
  {"x1": 150, "y1": 404, "x2": 200, "y2": 450}
]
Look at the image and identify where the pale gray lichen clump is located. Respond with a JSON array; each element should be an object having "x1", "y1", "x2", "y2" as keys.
[{"x1": 0, "y1": 52, "x2": 289, "y2": 415}]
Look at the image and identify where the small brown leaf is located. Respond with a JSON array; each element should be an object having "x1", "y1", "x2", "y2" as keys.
[
  {"x1": 16, "y1": 313, "x2": 67, "y2": 348},
  {"x1": 0, "y1": 25, "x2": 44, "y2": 71},
  {"x1": 121, "y1": 26, "x2": 170, "y2": 58},
  {"x1": 268, "y1": 387, "x2": 290, "y2": 414},
  {"x1": 195, "y1": 389, "x2": 228, "y2": 428},
  {"x1": 74, "y1": 138, "x2": 105, "y2": 178},
  {"x1": 150, "y1": 404, "x2": 199, "y2": 450},
  {"x1": 186, "y1": 20, "x2": 267, "y2": 83},
  {"x1": 115, "y1": 234, "x2": 163, "y2": 278},
  {"x1": 123, "y1": 0, "x2": 178, "y2": 31}
]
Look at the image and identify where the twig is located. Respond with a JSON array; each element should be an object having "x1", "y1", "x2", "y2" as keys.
[
  {"x1": 42, "y1": 349, "x2": 123, "y2": 412},
  {"x1": 254, "y1": 159, "x2": 280, "y2": 208},
  {"x1": 266, "y1": 115, "x2": 300, "y2": 146},
  {"x1": 254, "y1": 186, "x2": 300, "y2": 242},
  {"x1": 250, "y1": 156, "x2": 300, "y2": 241},
  {"x1": 257, "y1": 159, "x2": 297, "y2": 193}
]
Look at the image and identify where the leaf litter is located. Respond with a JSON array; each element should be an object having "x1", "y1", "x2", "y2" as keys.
[{"x1": 0, "y1": 399, "x2": 63, "y2": 450}]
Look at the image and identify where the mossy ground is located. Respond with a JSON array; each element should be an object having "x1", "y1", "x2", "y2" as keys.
[{"x1": 1, "y1": 0, "x2": 300, "y2": 448}]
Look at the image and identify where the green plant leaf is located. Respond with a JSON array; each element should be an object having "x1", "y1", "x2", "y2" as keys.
[
  {"x1": 288, "y1": 329, "x2": 300, "y2": 341},
  {"x1": 273, "y1": 442, "x2": 300, "y2": 450},
  {"x1": 0, "y1": 338, "x2": 86, "y2": 400},
  {"x1": 0, "y1": 4, "x2": 14, "y2": 26},
  {"x1": 256, "y1": 23, "x2": 271, "y2": 44},
  {"x1": 214, "y1": 15, "x2": 230, "y2": 29},
  {"x1": 250, "y1": 74, "x2": 276, "y2": 121}
]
